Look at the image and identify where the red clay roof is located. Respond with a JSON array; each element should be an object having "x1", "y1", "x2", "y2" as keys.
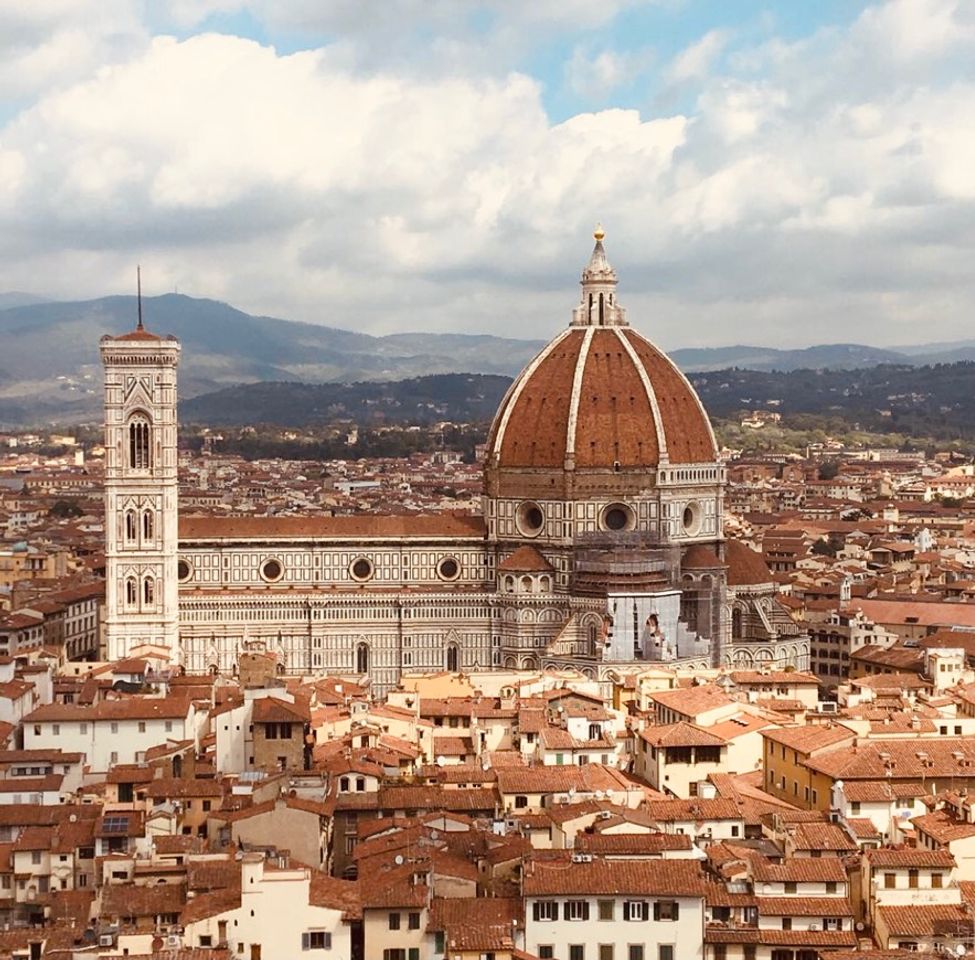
[
  {"x1": 725, "y1": 539, "x2": 774, "y2": 586},
  {"x1": 179, "y1": 513, "x2": 485, "y2": 541},
  {"x1": 523, "y1": 856, "x2": 707, "y2": 896},
  {"x1": 497, "y1": 545, "x2": 554, "y2": 573},
  {"x1": 489, "y1": 326, "x2": 716, "y2": 470},
  {"x1": 682, "y1": 544, "x2": 725, "y2": 570},
  {"x1": 110, "y1": 328, "x2": 165, "y2": 342}
]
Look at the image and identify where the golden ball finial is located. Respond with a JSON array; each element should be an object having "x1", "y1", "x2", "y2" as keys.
[{"x1": 593, "y1": 223, "x2": 605, "y2": 242}]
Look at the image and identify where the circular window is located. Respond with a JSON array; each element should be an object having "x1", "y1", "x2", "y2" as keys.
[
  {"x1": 682, "y1": 502, "x2": 702, "y2": 536},
  {"x1": 601, "y1": 503, "x2": 634, "y2": 532},
  {"x1": 177, "y1": 559, "x2": 192, "y2": 582},
  {"x1": 437, "y1": 557, "x2": 460, "y2": 581},
  {"x1": 260, "y1": 558, "x2": 283, "y2": 582},
  {"x1": 350, "y1": 557, "x2": 374, "y2": 582},
  {"x1": 516, "y1": 501, "x2": 545, "y2": 537}
]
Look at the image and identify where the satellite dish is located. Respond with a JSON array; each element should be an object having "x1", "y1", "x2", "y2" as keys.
[
  {"x1": 595, "y1": 790, "x2": 605, "y2": 799},
  {"x1": 394, "y1": 854, "x2": 404, "y2": 866},
  {"x1": 436, "y1": 756, "x2": 446, "y2": 767},
  {"x1": 956, "y1": 946, "x2": 966, "y2": 958}
]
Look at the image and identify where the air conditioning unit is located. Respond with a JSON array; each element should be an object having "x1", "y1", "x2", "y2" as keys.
[
  {"x1": 808, "y1": 923, "x2": 820, "y2": 932},
  {"x1": 98, "y1": 935, "x2": 115, "y2": 947},
  {"x1": 571, "y1": 853, "x2": 593, "y2": 863},
  {"x1": 597, "y1": 811, "x2": 612, "y2": 820},
  {"x1": 166, "y1": 935, "x2": 181, "y2": 948}
]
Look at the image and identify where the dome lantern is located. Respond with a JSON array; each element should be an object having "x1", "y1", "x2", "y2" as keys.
[{"x1": 572, "y1": 224, "x2": 627, "y2": 328}]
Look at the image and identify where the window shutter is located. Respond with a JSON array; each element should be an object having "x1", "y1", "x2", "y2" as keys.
[
  {"x1": 533, "y1": 902, "x2": 541, "y2": 921},
  {"x1": 642, "y1": 901, "x2": 650, "y2": 921},
  {"x1": 653, "y1": 902, "x2": 661, "y2": 921},
  {"x1": 582, "y1": 901, "x2": 590, "y2": 921},
  {"x1": 301, "y1": 933, "x2": 310, "y2": 951},
  {"x1": 324, "y1": 933, "x2": 331, "y2": 949},
  {"x1": 673, "y1": 902, "x2": 679, "y2": 920}
]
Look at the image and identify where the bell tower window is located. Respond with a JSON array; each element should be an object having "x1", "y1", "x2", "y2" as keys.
[
  {"x1": 128, "y1": 416, "x2": 151, "y2": 470},
  {"x1": 125, "y1": 511, "x2": 137, "y2": 543},
  {"x1": 143, "y1": 577, "x2": 154, "y2": 606},
  {"x1": 126, "y1": 577, "x2": 138, "y2": 606},
  {"x1": 142, "y1": 510, "x2": 154, "y2": 541},
  {"x1": 446, "y1": 642, "x2": 459, "y2": 673}
]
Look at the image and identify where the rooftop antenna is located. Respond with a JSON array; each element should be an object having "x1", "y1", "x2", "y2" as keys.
[{"x1": 137, "y1": 265, "x2": 144, "y2": 331}]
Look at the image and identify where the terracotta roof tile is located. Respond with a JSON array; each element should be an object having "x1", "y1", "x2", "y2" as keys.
[
  {"x1": 725, "y1": 539, "x2": 775, "y2": 586},
  {"x1": 751, "y1": 857, "x2": 847, "y2": 882},
  {"x1": 179, "y1": 513, "x2": 485, "y2": 541},
  {"x1": 523, "y1": 856, "x2": 707, "y2": 897},
  {"x1": 865, "y1": 847, "x2": 956, "y2": 868},
  {"x1": 497, "y1": 545, "x2": 554, "y2": 573}
]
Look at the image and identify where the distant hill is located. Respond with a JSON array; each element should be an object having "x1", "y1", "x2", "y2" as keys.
[
  {"x1": 180, "y1": 361, "x2": 975, "y2": 444},
  {"x1": 689, "y1": 362, "x2": 975, "y2": 442},
  {"x1": 0, "y1": 292, "x2": 52, "y2": 309},
  {"x1": 181, "y1": 374, "x2": 513, "y2": 427},
  {"x1": 670, "y1": 343, "x2": 906, "y2": 372},
  {"x1": 0, "y1": 294, "x2": 544, "y2": 425},
  {"x1": 2, "y1": 290, "x2": 975, "y2": 426}
]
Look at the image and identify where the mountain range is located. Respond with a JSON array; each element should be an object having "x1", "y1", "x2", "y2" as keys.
[{"x1": 1, "y1": 292, "x2": 974, "y2": 425}]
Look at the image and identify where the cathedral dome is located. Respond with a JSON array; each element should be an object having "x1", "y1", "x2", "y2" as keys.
[{"x1": 487, "y1": 230, "x2": 717, "y2": 481}]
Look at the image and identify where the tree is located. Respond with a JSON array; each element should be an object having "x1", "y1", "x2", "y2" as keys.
[
  {"x1": 811, "y1": 538, "x2": 839, "y2": 557},
  {"x1": 49, "y1": 499, "x2": 83, "y2": 518}
]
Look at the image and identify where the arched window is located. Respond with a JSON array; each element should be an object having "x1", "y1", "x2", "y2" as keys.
[
  {"x1": 588, "y1": 623, "x2": 598, "y2": 656},
  {"x1": 446, "y1": 643, "x2": 459, "y2": 673},
  {"x1": 142, "y1": 510, "x2": 153, "y2": 541},
  {"x1": 732, "y1": 608, "x2": 743, "y2": 640},
  {"x1": 128, "y1": 416, "x2": 151, "y2": 470},
  {"x1": 126, "y1": 577, "x2": 137, "y2": 605},
  {"x1": 355, "y1": 643, "x2": 369, "y2": 675},
  {"x1": 143, "y1": 577, "x2": 154, "y2": 606},
  {"x1": 125, "y1": 510, "x2": 137, "y2": 542}
]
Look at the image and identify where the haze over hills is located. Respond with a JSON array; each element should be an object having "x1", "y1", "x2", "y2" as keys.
[
  {"x1": 1, "y1": 291, "x2": 974, "y2": 425},
  {"x1": 182, "y1": 363, "x2": 975, "y2": 446}
]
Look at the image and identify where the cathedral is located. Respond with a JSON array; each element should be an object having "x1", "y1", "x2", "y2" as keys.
[{"x1": 101, "y1": 231, "x2": 807, "y2": 692}]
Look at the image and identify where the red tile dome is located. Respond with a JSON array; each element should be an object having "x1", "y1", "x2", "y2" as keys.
[{"x1": 487, "y1": 324, "x2": 717, "y2": 471}]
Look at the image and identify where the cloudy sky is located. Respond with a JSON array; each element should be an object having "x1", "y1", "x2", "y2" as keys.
[{"x1": 1, "y1": 0, "x2": 974, "y2": 348}]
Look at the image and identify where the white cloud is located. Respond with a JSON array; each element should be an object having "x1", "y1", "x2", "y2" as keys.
[
  {"x1": 565, "y1": 45, "x2": 654, "y2": 101},
  {"x1": 1, "y1": 0, "x2": 975, "y2": 351},
  {"x1": 0, "y1": 0, "x2": 146, "y2": 101},
  {"x1": 666, "y1": 28, "x2": 729, "y2": 84}
]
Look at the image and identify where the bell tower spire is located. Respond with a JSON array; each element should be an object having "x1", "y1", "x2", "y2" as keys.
[{"x1": 571, "y1": 224, "x2": 627, "y2": 327}]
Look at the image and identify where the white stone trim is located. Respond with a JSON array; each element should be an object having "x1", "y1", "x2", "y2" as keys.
[
  {"x1": 564, "y1": 326, "x2": 596, "y2": 459},
  {"x1": 614, "y1": 327, "x2": 669, "y2": 464}
]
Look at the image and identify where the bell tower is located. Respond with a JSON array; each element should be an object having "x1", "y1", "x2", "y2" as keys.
[{"x1": 100, "y1": 273, "x2": 181, "y2": 662}]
